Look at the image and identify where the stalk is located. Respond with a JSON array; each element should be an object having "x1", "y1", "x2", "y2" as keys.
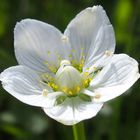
[{"x1": 72, "y1": 122, "x2": 86, "y2": 140}]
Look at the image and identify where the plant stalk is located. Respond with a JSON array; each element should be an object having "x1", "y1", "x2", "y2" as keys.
[{"x1": 72, "y1": 122, "x2": 86, "y2": 140}]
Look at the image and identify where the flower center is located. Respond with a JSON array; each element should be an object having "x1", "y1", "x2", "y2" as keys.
[
  {"x1": 55, "y1": 60, "x2": 83, "y2": 96},
  {"x1": 41, "y1": 60, "x2": 102, "y2": 97}
]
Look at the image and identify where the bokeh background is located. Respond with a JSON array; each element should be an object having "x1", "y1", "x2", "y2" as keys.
[{"x1": 0, "y1": 0, "x2": 140, "y2": 140}]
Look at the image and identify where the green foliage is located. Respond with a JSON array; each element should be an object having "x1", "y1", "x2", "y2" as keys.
[{"x1": 0, "y1": 0, "x2": 139, "y2": 140}]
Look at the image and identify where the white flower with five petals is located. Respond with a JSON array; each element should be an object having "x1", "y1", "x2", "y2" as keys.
[{"x1": 0, "y1": 6, "x2": 139, "y2": 125}]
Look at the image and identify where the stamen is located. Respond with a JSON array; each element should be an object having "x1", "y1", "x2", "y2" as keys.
[
  {"x1": 83, "y1": 79, "x2": 91, "y2": 88},
  {"x1": 40, "y1": 72, "x2": 59, "y2": 91},
  {"x1": 79, "y1": 47, "x2": 85, "y2": 72},
  {"x1": 62, "y1": 87, "x2": 68, "y2": 93},
  {"x1": 47, "y1": 82, "x2": 58, "y2": 91},
  {"x1": 81, "y1": 66, "x2": 103, "y2": 88},
  {"x1": 71, "y1": 59, "x2": 84, "y2": 72},
  {"x1": 61, "y1": 86, "x2": 81, "y2": 96},
  {"x1": 42, "y1": 57, "x2": 101, "y2": 97},
  {"x1": 44, "y1": 61, "x2": 57, "y2": 73},
  {"x1": 55, "y1": 52, "x2": 62, "y2": 61},
  {"x1": 41, "y1": 73, "x2": 54, "y2": 81}
]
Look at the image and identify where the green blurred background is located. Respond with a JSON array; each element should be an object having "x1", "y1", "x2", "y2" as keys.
[{"x1": 0, "y1": 0, "x2": 140, "y2": 140}]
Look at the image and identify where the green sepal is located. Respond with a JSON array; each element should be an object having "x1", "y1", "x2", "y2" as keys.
[
  {"x1": 79, "y1": 94, "x2": 92, "y2": 102},
  {"x1": 54, "y1": 95, "x2": 67, "y2": 106}
]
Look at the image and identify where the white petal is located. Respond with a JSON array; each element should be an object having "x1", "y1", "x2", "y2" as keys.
[
  {"x1": 90, "y1": 54, "x2": 140, "y2": 102},
  {"x1": 43, "y1": 96, "x2": 103, "y2": 125},
  {"x1": 0, "y1": 65, "x2": 62, "y2": 107},
  {"x1": 84, "y1": 25, "x2": 115, "y2": 69},
  {"x1": 82, "y1": 89, "x2": 96, "y2": 96},
  {"x1": 64, "y1": 5, "x2": 115, "y2": 67},
  {"x1": 14, "y1": 19, "x2": 70, "y2": 73}
]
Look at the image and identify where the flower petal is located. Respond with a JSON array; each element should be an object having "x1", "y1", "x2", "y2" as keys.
[
  {"x1": 82, "y1": 89, "x2": 96, "y2": 96},
  {"x1": 84, "y1": 25, "x2": 115, "y2": 69},
  {"x1": 90, "y1": 54, "x2": 140, "y2": 102},
  {"x1": 0, "y1": 65, "x2": 62, "y2": 107},
  {"x1": 43, "y1": 96, "x2": 103, "y2": 125},
  {"x1": 64, "y1": 5, "x2": 115, "y2": 67},
  {"x1": 14, "y1": 19, "x2": 70, "y2": 73}
]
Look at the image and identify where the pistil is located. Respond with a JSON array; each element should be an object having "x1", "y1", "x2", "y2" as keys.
[{"x1": 55, "y1": 60, "x2": 83, "y2": 96}]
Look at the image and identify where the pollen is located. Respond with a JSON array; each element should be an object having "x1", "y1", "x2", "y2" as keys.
[{"x1": 82, "y1": 71, "x2": 93, "y2": 88}]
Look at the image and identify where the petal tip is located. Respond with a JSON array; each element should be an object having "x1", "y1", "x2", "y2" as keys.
[
  {"x1": 92, "y1": 5, "x2": 103, "y2": 10},
  {"x1": 14, "y1": 18, "x2": 37, "y2": 33}
]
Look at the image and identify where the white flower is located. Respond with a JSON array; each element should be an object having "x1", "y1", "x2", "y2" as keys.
[{"x1": 0, "y1": 6, "x2": 139, "y2": 125}]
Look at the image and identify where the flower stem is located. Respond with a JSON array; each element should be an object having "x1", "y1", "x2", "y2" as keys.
[{"x1": 72, "y1": 122, "x2": 86, "y2": 140}]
